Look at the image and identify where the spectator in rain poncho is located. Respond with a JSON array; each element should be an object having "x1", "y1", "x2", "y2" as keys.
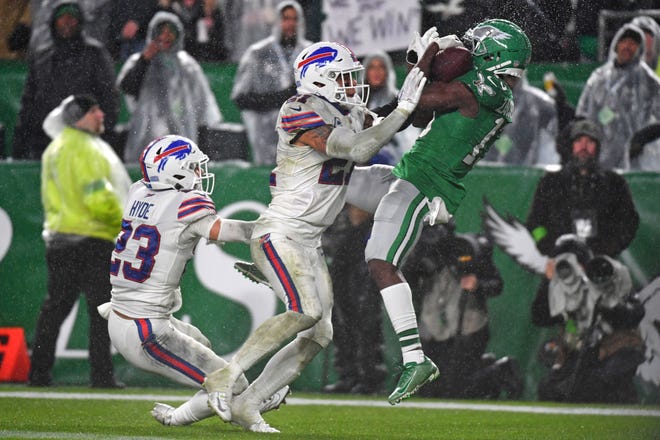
[
  {"x1": 222, "y1": 0, "x2": 285, "y2": 63},
  {"x1": 117, "y1": 11, "x2": 222, "y2": 163},
  {"x1": 484, "y1": 73, "x2": 559, "y2": 166},
  {"x1": 631, "y1": 15, "x2": 660, "y2": 76},
  {"x1": 12, "y1": 0, "x2": 119, "y2": 160},
  {"x1": 230, "y1": 0, "x2": 311, "y2": 166},
  {"x1": 28, "y1": 0, "x2": 114, "y2": 57},
  {"x1": 362, "y1": 50, "x2": 419, "y2": 166},
  {"x1": 576, "y1": 23, "x2": 660, "y2": 170}
]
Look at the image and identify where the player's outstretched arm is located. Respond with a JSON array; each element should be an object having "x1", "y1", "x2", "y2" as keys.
[
  {"x1": 304, "y1": 67, "x2": 426, "y2": 163},
  {"x1": 184, "y1": 216, "x2": 255, "y2": 244}
]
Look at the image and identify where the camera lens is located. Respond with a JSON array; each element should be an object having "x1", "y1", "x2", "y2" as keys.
[
  {"x1": 586, "y1": 256, "x2": 613, "y2": 283},
  {"x1": 555, "y1": 260, "x2": 573, "y2": 280}
]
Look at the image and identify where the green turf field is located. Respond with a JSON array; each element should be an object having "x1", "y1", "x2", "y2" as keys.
[{"x1": 1, "y1": 385, "x2": 659, "y2": 439}]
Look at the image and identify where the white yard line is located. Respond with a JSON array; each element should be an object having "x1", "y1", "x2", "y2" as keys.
[
  {"x1": 0, "y1": 432, "x2": 161, "y2": 440},
  {"x1": 1, "y1": 391, "x2": 659, "y2": 417}
]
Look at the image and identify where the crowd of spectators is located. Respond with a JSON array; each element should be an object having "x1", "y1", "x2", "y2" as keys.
[{"x1": 3, "y1": 2, "x2": 659, "y2": 169}]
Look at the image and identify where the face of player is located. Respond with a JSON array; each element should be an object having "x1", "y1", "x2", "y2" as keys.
[
  {"x1": 280, "y1": 7, "x2": 298, "y2": 41},
  {"x1": 366, "y1": 58, "x2": 387, "y2": 89},
  {"x1": 77, "y1": 105, "x2": 105, "y2": 135},
  {"x1": 615, "y1": 37, "x2": 640, "y2": 66},
  {"x1": 337, "y1": 72, "x2": 356, "y2": 97},
  {"x1": 501, "y1": 74, "x2": 520, "y2": 90}
]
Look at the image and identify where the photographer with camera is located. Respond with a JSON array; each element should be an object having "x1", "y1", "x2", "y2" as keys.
[
  {"x1": 534, "y1": 236, "x2": 645, "y2": 403},
  {"x1": 403, "y1": 223, "x2": 523, "y2": 399},
  {"x1": 526, "y1": 119, "x2": 644, "y2": 403}
]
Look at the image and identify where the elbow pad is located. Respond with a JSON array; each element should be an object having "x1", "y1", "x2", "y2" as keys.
[{"x1": 326, "y1": 108, "x2": 407, "y2": 163}]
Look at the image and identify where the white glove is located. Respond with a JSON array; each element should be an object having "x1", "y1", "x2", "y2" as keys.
[
  {"x1": 406, "y1": 26, "x2": 439, "y2": 65},
  {"x1": 423, "y1": 196, "x2": 451, "y2": 226},
  {"x1": 432, "y1": 34, "x2": 464, "y2": 51},
  {"x1": 396, "y1": 67, "x2": 427, "y2": 116},
  {"x1": 97, "y1": 302, "x2": 112, "y2": 320}
]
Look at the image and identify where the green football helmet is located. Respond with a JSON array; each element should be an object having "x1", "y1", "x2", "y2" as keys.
[{"x1": 463, "y1": 19, "x2": 532, "y2": 78}]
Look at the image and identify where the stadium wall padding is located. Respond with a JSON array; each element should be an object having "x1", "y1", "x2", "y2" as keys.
[{"x1": 0, "y1": 162, "x2": 658, "y2": 399}]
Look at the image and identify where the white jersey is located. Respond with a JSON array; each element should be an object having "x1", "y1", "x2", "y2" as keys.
[
  {"x1": 110, "y1": 181, "x2": 216, "y2": 318},
  {"x1": 252, "y1": 94, "x2": 370, "y2": 246}
]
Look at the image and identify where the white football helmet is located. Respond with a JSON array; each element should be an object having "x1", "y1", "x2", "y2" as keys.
[
  {"x1": 294, "y1": 41, "x2": 369, "y2": 106},
  {"x1": 140, "y1": 135, "x2": 215, "y2": 194}
]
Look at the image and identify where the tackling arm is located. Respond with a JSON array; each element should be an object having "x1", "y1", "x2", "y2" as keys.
[
  {"x1": 184, "y1": 215, "x2": 255, "y2": 244},
  {"x1": 298, "y1": 68, "x2": 426, "y2": 163}
]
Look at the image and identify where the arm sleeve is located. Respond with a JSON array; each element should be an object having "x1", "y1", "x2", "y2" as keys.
[
  {"x1": 118, "y1": 56, "x2": 150, "y2": 97},
  {"x1": 587, "y1": 173, "x2": 639, "y2": 256},
  {"x1": 215, "y1": 219, "x2": 254, "y2": 244},
  {"x1": 629, "y1": 123, "x2": 660, "y2": 159},
  {"x1": 526, "y1": 175, "x2": 557, "y2": 255},
  {"x1": 77, "y1": 145, "x2": 123, "y2": 227},
  {"x1": 325, "y1": 107, "x2": 408, "y2": 163},
  {"x1": 233, "y1": 86, "x2": 297, "y2": 111},
  {"x1": 475, "y1": 259, "x2": 504, "y2": 298},
  {"x1": 531, "y1": 279, "x2": 565, "y2": 327},
  {"x1": 94, "y1": 47, "x2": 120, "y2": 132},
  {"x1": 181, "y1": 216, "x2": 254, "y2": 244}
]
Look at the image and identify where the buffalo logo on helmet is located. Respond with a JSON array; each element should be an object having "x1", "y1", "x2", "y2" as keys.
[
  {"x1": 153, "y1": 139, "x2": 192, "y2": 173},
  {"x1": 297, "y1": 43, "x2": 357, "y2": 78},
  {"x1": 140, "y1": 137, "x2": 192, "y2": 183}
]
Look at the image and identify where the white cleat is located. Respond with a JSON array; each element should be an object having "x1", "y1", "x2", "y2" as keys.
[
  {"x1": 259, "y1": 385, "x2": 290, "y2": 414},
  {"x1": 232, "y1": 391, "x2": 280, "y2": 433},
  {"x1": 246, "y1": 420, "x2": 280, "y2": 433},
  {"x1": 151, "y1": 402, "x2": 183, "y2": 426},
  {"x1": 207, "y1": 391, "x2": 232, "y2": 422}
]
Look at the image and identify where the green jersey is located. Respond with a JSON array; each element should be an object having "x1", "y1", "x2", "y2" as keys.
[{"x1": 393, "y1": 69, "x2": 513, "y2": 214}]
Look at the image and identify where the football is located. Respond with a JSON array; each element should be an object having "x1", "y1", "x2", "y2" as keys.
[{"x1": 430, "y1": 46, "x2": 473, "y2": 82}]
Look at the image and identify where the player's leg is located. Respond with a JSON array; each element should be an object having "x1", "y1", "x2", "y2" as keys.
[
  {"x1": 169, "y1": 316, "x2": 212, "y2": 348},
  {"x1": 345, "y1": 164, "x2": 396, "y2": 214},
  {"x1": 365, "y1": 178, "x2": 439, "y2": 404},
  {"x1": 205, "y1": 233, "x2": 320, "y2": 422},
  {"x1": 108, "y1": 312, "x2": 243, "y2": 425},
  {"x1": 231, "y1": 248, "x2": 334, "y2": 432}
]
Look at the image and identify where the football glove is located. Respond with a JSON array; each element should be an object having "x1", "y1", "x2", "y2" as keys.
[
  {"x1": 396, "y1": 67, "x2": 427, "y2": 116},
  {"x1": 406, "y1": 26, "x2": 439, "y2": 65},
  {"x1": 433, "y1": 34, "x2": 464, "y2": 51}
]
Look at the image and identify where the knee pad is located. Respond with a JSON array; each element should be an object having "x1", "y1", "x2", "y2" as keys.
[{"x1": 300, "y1": 316, "x2": 333, "y2": 349}]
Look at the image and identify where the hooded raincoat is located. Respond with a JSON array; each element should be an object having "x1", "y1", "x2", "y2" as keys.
[
  {"x1": 12, "y1": 0, "x2": 119, "y2": 160},
  {"x1": 117, "y1": 11, "x2": 222, "y2": 163},
  {"x1": 631, "y1": 15, "x2": 660, "y2": 75},
  {"x1": 576, "y1": 23, "x2": 660, "y2": 170},
  {"x1": 362, "y1": 50, "x2": 419, "y2": 165},
  {"x1": 485, "y1": 74, "x2": 559, "y2": 166},
  {"x1": 230, "y1": 0, "x2": 311, "y2": 166}
]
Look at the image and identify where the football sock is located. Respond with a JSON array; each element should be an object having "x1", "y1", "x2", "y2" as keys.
[
  {"x1": 233, "y1": 310, "x2": 316, "y2": 374},
  {"x1": 248, "y1": 336, "x2": 323, "y2": 402},
  {"x1": 380, "y1": 283, "x2": 424, "y2": 364},
  {"x1": 173, "y1": 390, "x2": 213, "y2": 424}
]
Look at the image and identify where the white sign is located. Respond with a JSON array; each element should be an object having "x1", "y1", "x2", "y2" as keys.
[{"x1": 322, "y1": 0, "x2": 421, "y2": 56}]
